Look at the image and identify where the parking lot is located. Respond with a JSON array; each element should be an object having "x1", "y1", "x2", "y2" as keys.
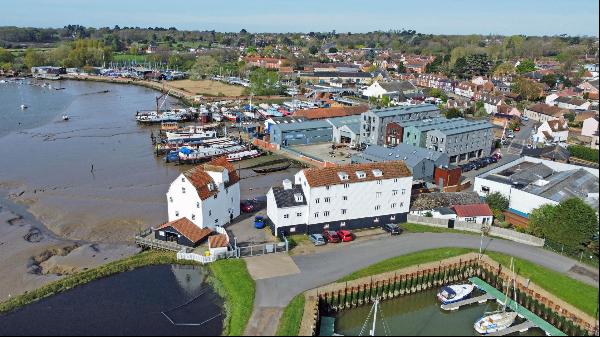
[
  {"x1": 226, "y1": 207, "x2": 280, "y2": 246},
  {"x1": 289, "y1": 227, "x2": 393, "y2": 256},
  {"x1": 289, "y1": 143, "x2": 360, "y2": 165}
]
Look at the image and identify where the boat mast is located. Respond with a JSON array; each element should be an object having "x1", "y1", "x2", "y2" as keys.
[{"x1": 512, "y1": 258, "x2": 518, "y2": 311}]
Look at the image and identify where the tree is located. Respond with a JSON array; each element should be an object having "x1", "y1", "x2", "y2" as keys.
[
  {"x1": 0, "y1": 48, "x2": 14, "y2": 63},
  {"x1": 485, "y1": 192, "x2": 509, "y2": 212},
  {"x1": 190, "y1": 55, "x2": 218, "y2": 79},
  {"x1": 444, "y1": 108, "x2": 463, "y2": 119},
  {"x1": 249, "y1": 68, "x2": 283, "y2": 96},
  {"x1": 512, "y1": 77, "x2": 543, "y2": 101},
  {"x1": 493, "y1": 62, "x2": 515, "y2": 77},
  {"x1": 23, "y1": 48, "x2": 47, "y2": 69},
  {"x1": 379, "y1": 95, "x2": 391, "y2": 107},
  {"x1": 515, "y1": 59, "x2": 535, "y2": 74},
  {"x1": 308, "y1": 45, "x2": 319, "y2": 55},
  {"x1": 529, "y1": 198, "x2": 598, "y2": 249},
  {"x1": 328, "y1": 47, "x2": 338, "y2": 53},
  {"x1": 540, "y1": 74, "x2": 558, "y2": 89}
]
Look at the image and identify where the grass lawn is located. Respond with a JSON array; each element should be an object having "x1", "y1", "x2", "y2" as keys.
[
  {"x1": 209, "y1": 259, "x2": 255, "y2": 336},
  {"x1": 0, "y1": 250, "x2": 182, "y2": 314},
  {"x1": 167, "y1": 79, "x2": 245, "y2": 97},
  {"x1": 485, "y1": 252, "x2": 599, "y2": 317},
  {"x1": 401, "y1": 223, "x2": 476, "y2": 235},
  {"x1": 337, "y1": 247, "x2": 474, "y2": 282},
  {"x1": 288, "y1": 234, "x2": 310, "y2": 249},
  {"x1": 276, "y1": 293, "x2": 305, "y2": 336}
]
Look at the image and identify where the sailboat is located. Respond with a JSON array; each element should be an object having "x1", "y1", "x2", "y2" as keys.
[
  {"x1": 357, "y1": 298, "x2": 390, "y2": 337},
  {"x1": 474, "y1": 258, "x2": 518, "y2": 334}
]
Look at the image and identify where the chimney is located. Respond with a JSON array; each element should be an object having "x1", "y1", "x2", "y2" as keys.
[{"x1": 282, "y1": 179, "x2": 293, "y2": 190}]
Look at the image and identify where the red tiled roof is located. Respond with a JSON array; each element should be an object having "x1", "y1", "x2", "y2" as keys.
[
  {"x1": 208, "y1": 234, "x2": 229, "y2": 248},
  {"x1": 452, "y1": 204, "x2": 493, "y2": 218},
  {"x1": 293, "y1": 105, "x2": 368, "y2": 120},
  {"x1": 205, "y1": 156, "x2": 240, "y2": 186},
  {"x1": 303, "y1": 161, "x2": 412, "y2": 188},
  {"x1": 157, "y1": 218, "x2": 213, "y2": 243},
  {"x1": 183, "y1": 156, "x2": 240, "y2": 200}
]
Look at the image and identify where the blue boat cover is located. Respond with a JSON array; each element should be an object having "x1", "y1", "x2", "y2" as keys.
[{"x1": 179, "y1": 147, "x2": 192, "y2": 155}]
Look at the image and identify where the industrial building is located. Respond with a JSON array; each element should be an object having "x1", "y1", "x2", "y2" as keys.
[{"x1": 269, "y1": 119, "x2": 333, "y2": 146}]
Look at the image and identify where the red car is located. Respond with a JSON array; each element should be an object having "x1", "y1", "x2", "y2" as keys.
[
  {"x1": 336, "y1": 230, "x2": 354, "y2": 242},
  {"x1": 322, "y1": 230, "x2": 341, "y2": 243},
  {"x1": 240, "y1": 200, "x2": 255, "y2": 213},
  {"x1": 513, "y1": 127, "x2": 521, "y2": 132}
]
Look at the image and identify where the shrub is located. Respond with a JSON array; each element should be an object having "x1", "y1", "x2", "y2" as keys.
[{"x1": 568, "y1": 145, "x2": 599, "y2": 163}]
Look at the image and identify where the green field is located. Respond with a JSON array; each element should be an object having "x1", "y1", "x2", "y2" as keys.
[
  {"x1": 209, "y1": 259, "x2": 256, "y2": 336},
  {"x1": 276, "y1": 293, "x2": 306, "y2": 336}
]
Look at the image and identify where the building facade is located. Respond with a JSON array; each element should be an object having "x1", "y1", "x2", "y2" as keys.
[
  {"x1": 425, "y1": 121, "x2": 494, "y2": 163},
  {"x1": 267, "y1": 162, "x2": 413, "y2": 236}
]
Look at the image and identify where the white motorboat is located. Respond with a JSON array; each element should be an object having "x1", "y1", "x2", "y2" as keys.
[
  {"x1": 437, "y1": 284, "x2": 475, "y2": 305},
  {"x1": 20, "y1": 104, "x2": 28, "y2": 110},
  {"x1": 62, "y1": 115, "x2": 69, "y2": 121},
  {"x1": 165, "y1": 129, "x2": 217, "y2": 143},
  {"x1": 227, "y1": 149, "x2": 261, "y2": 162},
  {"x1": 474, "y1": 311, "x2": 518, "y2": 334}
]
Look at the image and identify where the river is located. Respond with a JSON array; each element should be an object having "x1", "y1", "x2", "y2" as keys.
[
  {"x1": 333, "y1": 289, "x2": 545, "y2": 336},
  {"x1": 0, "y1": 264, "x2": 224, "y2": 336}
]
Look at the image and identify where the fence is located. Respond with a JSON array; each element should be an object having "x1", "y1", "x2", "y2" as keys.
[
  {"x1": 308, "y1": 255, "x2": 597, "y2": 336},
  {"x1": 407, "y1": 214, "x2": 545, "y2": 247},
  {"x1": 236, "y1": 240, "x2": 288, "y2": 257},
  {"x1": 543, "y1": 238, "x2": 599, "y2": 266},
  {"x1": 176, "y1": 248, "x2": 237, "y2": 264}
]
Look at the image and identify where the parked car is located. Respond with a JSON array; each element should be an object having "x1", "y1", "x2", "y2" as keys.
[
  {"x1": 322, "y1": 230, "x2": 341, "y2": 243},
  {"x1": 382, "y1": 223, "x2": 402, "y2": 235},
  {"x1": 309, "y1": 234, "x2": 326, "y2": 246},
  {"x1": 506, "y1": 131, "x2": 515, "y2": 139},
  {"x1": 487, "y1": 156, "x2": 498, "y2": 164},
  {"x1": 513, "y1": 126, "x2": 521, "y2": 132},
  {"x1": 521, "y1": 116, "x2": 529, "y2": 122},
  {"x1": 491, "y1": 152, "x2": 502, "y2": 160},
  {"x1": 336, "y1": 229, "x2": 354, "y2": 242},
  {"x1": 240, "y1": 200, "x2": 255, "y2": 213},
  {"x1": 254, "y1": 216, "x2": 265, "y2": 229},
  {"x1": 461, "y1": 163, "x2": 476, "y2": 172}
]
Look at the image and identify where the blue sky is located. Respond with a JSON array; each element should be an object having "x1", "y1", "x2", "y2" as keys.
[{"x1": 1, "y1": 0, "x2": 598, "y2": 36}]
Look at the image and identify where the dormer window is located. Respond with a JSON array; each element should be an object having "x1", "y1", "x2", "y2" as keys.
[
  {"x1": 337, "y1": 172, "x2": 349, "y2": 181},
  {"x1": 294, "y1": 193, "x2": 304, "y2": 203},
  {"x1": 372, "y1": 169, "x2": 383, "y2": 177},
  {"x1": 356, "y1": 171, "x2": 366, "y2": 179}
]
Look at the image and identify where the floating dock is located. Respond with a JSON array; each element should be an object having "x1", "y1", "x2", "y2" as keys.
[
  {"x1": 468, "y1": 277, "x2": 567, "y2": 336},
  {"x1": 440, "y1": 293, "x2": 496, "y2": 311}
]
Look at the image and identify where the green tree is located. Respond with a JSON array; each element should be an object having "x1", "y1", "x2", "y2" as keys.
[
  {"x1": 23, "y1": 48, "x2": 47, "y2": 69},
  {"x1": 485, "y1": 192, "x2": 509, "y2": 212},
  {"x1": 512, "y1": 77, "x2": 543, "y2": 101},
  {"x1": 308, "y1": 45, "x2": 319, "y2": 55},
  {"x1": 444, "y1": 108, "x2": 463, "y2": 119},
  {"x1": 190, "y1": 55, "x2": 218, "y2": 79},
  {"x1": 541, "y1": 74, "x2": 558, "y2": 89},
  {"x1": 493, "y1": 62, "x2": 515, "y2": 77},
  {"x1": 379, "y1": 95, "x2": 391, "y2": 107},
  {"x1": 249, "y1": 68, "x2": 283, "y2": 96},
  {"x1": 515, "y1": 59, "x2": 535, "y2": 74},
  {"x1": 0, "y1": 48, "x2": 15, "y2": 63},
  {"x1": 328, "y1": 47, "x2": 338, "y2": 53},
  {"x1": 530, "y1": 199, "x2": 598, "y2": 249}
]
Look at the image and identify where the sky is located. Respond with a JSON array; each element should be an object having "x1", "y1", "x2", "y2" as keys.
[{"x1": 1, "y1": 0, "x2": 598, "y2": 36}]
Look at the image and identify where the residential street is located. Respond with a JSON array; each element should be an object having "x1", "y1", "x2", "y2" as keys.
[{"x1": 244, "y1": 232, "x2": 599, "y2": 336}]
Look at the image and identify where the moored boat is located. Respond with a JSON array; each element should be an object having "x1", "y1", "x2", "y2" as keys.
[
  {"x1": 227, "y1": 149, "x2": 261, "y2": 162},
  {"x1": 437, "y1": 284, "x2": 475, "y2": 304},
  {"x1": 474, "y1": 311, "x2": 518, "y2": 334}
]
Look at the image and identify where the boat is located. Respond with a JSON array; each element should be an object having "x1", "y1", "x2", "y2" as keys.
[
  {"x1": 20, "y1": 104, "x2": 28, "y2": 110},
  {"x1": 227, "y1": 149, "x2": 261, "y2": 162},
  {"x1": 62, "y1": 115, "x2": 69, "y2": 121},
  {"x1": 164, "y1": 129, "x2": 217, "y2": 143},
  {"x1": 135, "y1": 109, "x2": 191, "y2": 124},
  {"x1": 252, "y1": 159, "x2": 291, "y2": 174},
  {"x1": 473, "y1": 258, "x2": 518, "y2": 335},
  {"x1": 437, "y1": 284, "x2": 475, "y2": 304}
]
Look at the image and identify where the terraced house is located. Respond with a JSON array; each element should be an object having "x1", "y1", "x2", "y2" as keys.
[{"x1": 267, "y1": 161, "x2": 413, "y2": 236}]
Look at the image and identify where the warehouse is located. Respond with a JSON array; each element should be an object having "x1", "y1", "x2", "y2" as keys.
[{"x1": 269, "y1": 119, "x2": 333, "y2": 146}]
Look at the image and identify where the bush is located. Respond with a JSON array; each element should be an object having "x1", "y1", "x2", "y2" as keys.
[{"x1": 568, "y1": 145, "x2": 599, "y2": 163}]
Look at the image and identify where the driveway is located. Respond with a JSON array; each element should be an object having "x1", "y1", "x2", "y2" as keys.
[{"x1": 246, "y1": 232, "x2": 599, "y2": 335}]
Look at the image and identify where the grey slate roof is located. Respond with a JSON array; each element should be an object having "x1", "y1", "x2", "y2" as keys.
[
  {"x1": 272, "y1": 185, "x2": 307, "y2": 209},
  {"x1": 359, "y1": 143, "x2": 445, "y2": 168},
  {"x1": 371, "y1": 104, "x2": 439, "y2": 118},
  {"x1": 411, "y1": 192, "x2": 482, "y2": 211},
  {"x1": 433, "y1": 120, "x2": 493, "y2": 136},
  {"x1": 523, "y1": 168, "x2": 599, "y2": 204},
  {"x1": 380, "y1": 81, "x2": 417, "y2": 93},
  {"x1": 272, "y1": 119, "x2": 332, "y2": 132},
  {"x1": 521, "y1": 145, "x2": 570, "y2": 162},
  {"x1": 326, "y1": 115, "x2": 362, "y2": 128}
]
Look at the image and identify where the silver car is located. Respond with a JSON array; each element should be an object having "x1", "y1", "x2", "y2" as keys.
[{"x1": 309, "y1": 234, "x2": 326, "y2": 246}]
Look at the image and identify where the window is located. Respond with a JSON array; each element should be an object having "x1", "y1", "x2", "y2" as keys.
[
  {"x1": 284, "y1": 214, "x2": 289, "y2": 219},
  {"x1": 341, "y1": 209, "x2": 347, "y2": 215},
  {"x1": 344, "y1": 183, "x2": 350, "y2": 188},
  {"x1": 296, "y1": 212, "x2": 302, "y2": 217},
  {"x1": 324, "y1": 211, "x2": 330, "y2": 217},
  {"x1": 324, "y1": 197, "x2": 331, "y2": 203},
  {"x1": 181, "y1": 178, "x2": 185, "y2": 182},
  {"x1": 191, "y1": 214, "x2": 196, "y2": 220},
  {"x1": 175, "y1": 211, "x2": 179, "y2": 217},
  {"x1": 290, "y1": 227, "x2": 296, "y2": 233},
  {"x1": 401, "y1": 189, "x2": 406, "y2": 195},
  {"x1": 394, "y1": 178, "x2": 398, "y2": 183},
  {"x1": 326, "y1": 186, "x2": 330, "y2": 190},
  {"x1": 169, "y1": 197, "x2": 173, "y2": 203},
  {"x1": 343, "y1": 196, "x2": 348, "y2": 201},
  {"x1": 314, "y1": 212, "x2": 319, "y2": 218},
  {"x1": 356, "y1": 171, "x2": 366, "y2": 179},
  {"x1": 323, "y1": 224, "x2": 329, "y2": 229},
  {"x1": 209, "y1": 210, "x2": 212, "y2": 216},
  {"x1": 374, "y1": 217, "x2": 380, "y2": 223},
  {"x1": 158, "y1": 231, "x2": 165, "y2": 237},
  {"x1": 481, "y1": 186, "x2": 490, "y2": 193},
  {"x1": 215, "y1": 219, "x2": 219, "y2": 224},
  {"x1": 340, "y1": 222, "x2": 346, "y2": 227},
  {"x1": 196, "y1": 202, "x2": 200, "y2": 208},
  {"x1": 392, "y1": 190, "x2": 398, "y2": 196},
  {"x1": 375, "y1": 205, "x2": 381, "y2": 211},
  {"x1": 376, "y1": 192, "x2": 382, "y2": 198},
  {"x1": 377, "y1": 180, "x2": 382, "y2": 185},
  {"x1": 390, "y1": 215, "x2": 396, "y2": 221},
  {"x1": 391, "y1": 203, "x2": 397, "y2": 208},
  {"x1": 182, "y1": 187, "x2": 186, "y2": 193},
  {"x1": 214, "y1": 194, "x2": 218, "y2": 199}
]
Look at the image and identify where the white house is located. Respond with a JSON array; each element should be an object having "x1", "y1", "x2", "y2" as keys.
[
  {"x1": 555, "y1": 97, "x2": 591, "y2": 111},
  {"x1": 451, "y1": 204, "x2": 494, "y2": 225},
  {"x1": 267, "y1": 161, "x2": 413, "y2": 236},
  {"x1": 532, "y1": 119, "x2": 569, "y2": 144},
  {"x1": 581, "y1": 115, "x2": 599, "y2": 138},
  {"x1": 166, "y1": 157, "x2": 241, "y2": 230}
]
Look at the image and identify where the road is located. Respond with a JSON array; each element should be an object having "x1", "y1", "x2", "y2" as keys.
[{"x1": 244, "y1": 232, "x2": 599, "y2": 335}]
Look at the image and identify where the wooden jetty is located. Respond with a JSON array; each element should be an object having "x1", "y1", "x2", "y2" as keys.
[
  {"x1": 440, "y1": 293, "x2": 495, "y2": 311},
  {"x1": 488, "y1": 321, "x2": 536, "y2": 336}
]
